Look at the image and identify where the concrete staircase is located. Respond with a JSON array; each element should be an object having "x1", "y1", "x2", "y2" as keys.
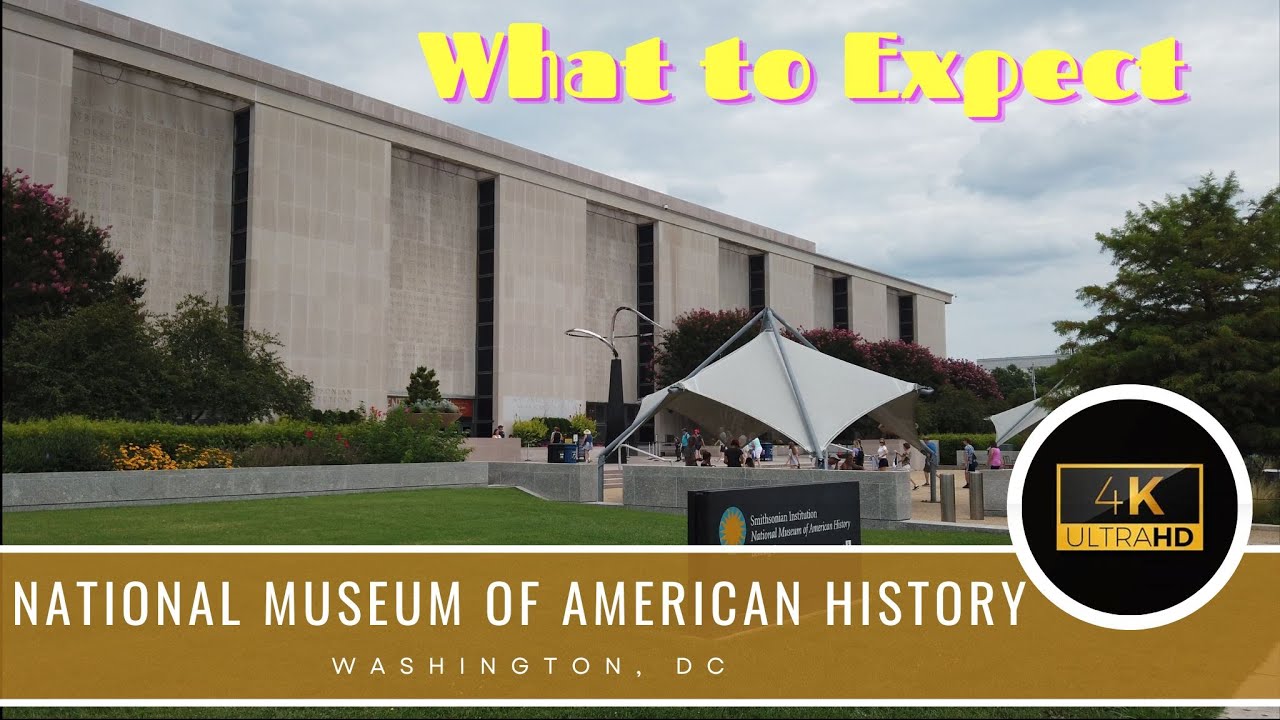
[{"x1": 603, "y1": 464, "x2": 624, "y2": 490}]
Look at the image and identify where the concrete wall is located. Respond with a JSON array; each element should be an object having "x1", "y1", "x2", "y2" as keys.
[
  {"x1": 584, "y1": 205, "x2": 639, "y2": 403},
  {"x1": 2, "y1": 461, "x2": 599, "y2": 511},
  {"x1": 488, "y1": 461, "x2": 597, "y2": 503},
  {"x1": 813, "y1": 272, "x2": 834, "y2": 329},
  {"x1": 495, "y1": 176, "x2": 588, "y2": 424},
  {"x1": 765, "y1": 253, "x2": 815, "y2": 329},
  {"x1": 247, "y1": 105, "x2": 392, "y2": 411},
  {"x1": 981, "y1": 469, "x2": 1012, "y2": 517},
  {"x1": 66, "y1": 59, "x2": 235, "y2": 316},
  {"x1": 851, "y1": 278, "x2": 889, "y2": 341},
  {"x1": 387, "y1": 151, "x2": 478, "y2": 398},
  {"x1": 718, "y1": 241, "x2": 751, "y2": 311},
  {"x1": 1, "y1": 28, "x2": 72, "y2": 193},
  {"x1": 916, "y1": 295, "x2": 947, "y2": 357},
  {"x1": 655, "y1": 221, "x2": 719, "y2": 327},
  {"x1": 621, "y1": 465, "x2": 911, "y2": 521},
  {"x1": 2, "y1": 463, "x2": 489, "y2": 511}
]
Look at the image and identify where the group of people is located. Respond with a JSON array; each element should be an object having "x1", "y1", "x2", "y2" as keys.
[
  {"x1": 679, "y1": 428, "x2": 766, "y2": 468},
  {"x1": 547, "y1": 426, "x2": 594, "y2": 461},
  {"x1": 961, "y1": 438, "x2": 1003, "y2": 488}
]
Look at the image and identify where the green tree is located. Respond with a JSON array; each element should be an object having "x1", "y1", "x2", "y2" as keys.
[
  {"x1": 2, "y1": 300, "x2": 165, "y2": 421},
  {"x1": 990, "y1": 364, "x2": 1052, "y2": 408},
  {"x1": 1053, "y1": 172, "x2": 1280, "y2": 454},
  {"x1": 156, "y1": 296, "x2": 313, "y2": 423},
  {"x1": 1, "y1": 168, "x2": 144, "y2": 339},
  {"x1": 407, "y1": 366, "x2": 444, "y2": 405}
]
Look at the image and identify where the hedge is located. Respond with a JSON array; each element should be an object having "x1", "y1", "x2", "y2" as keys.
[{"x1": 2, "y1": 413, "x2": 469, "y2": 473}]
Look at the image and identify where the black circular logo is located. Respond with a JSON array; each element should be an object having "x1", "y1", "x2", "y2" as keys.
[{"x1": 1009, "y1": 385, "x2": 1252, "y2": 630}]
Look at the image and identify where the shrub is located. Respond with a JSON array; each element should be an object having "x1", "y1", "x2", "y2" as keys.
[
  {"x1": 534, "y1": 417, "x2": 573, "y2": 438},
  {"x1": 511, "y1": 418, "x2": 549, "y2": 448},
  {"x1": 305, "y1": 408, "x2": 365, "y2": 425},
  {"x1": 350, "y1": 406, "x2": 470, "y2": 464},
  {"x1": 921, "y1": 434, "x2": 1002, "y2": 465},
  {"x1": 569, "y1": 413, "x2": 597, "y2": 437}
]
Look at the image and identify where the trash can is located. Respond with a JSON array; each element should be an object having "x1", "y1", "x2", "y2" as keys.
[
  {"x1": 546, "y1": 443, "x2": 579, "y2": 463},
  {"x1": 761, "y1": 443, "x2": 774, "y2": 462}
]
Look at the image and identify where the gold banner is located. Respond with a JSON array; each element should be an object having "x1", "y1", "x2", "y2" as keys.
[{"x1": 2, "y1": 551, "x2": 1277, "y2": 700}]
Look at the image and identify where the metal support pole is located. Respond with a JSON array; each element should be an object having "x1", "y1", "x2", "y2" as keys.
[
  {"x1": 940, "y1": 473, "x2": 956, "y2": 523},
  {"x1": 969, "y1": 471, "x2": 985, "y2": 521},
  {"x1": 928, "y1": 465, "x2": 938, "y2": 503}
]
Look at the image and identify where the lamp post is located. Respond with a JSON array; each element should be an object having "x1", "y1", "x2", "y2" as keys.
[{"x1": 566, "y1": 306, "x2": 665, "y2": 465}]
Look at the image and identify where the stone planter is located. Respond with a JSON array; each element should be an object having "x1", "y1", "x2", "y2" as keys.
[{"x1": 405, "y1": 411, "x2": 461, "y2": 428}]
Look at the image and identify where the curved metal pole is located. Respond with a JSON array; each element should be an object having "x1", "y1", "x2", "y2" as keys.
[
  {"x1": 609, "y1": 305, "x2": 666, "y2": 349},
  {"x1": 565, "y1": 328, "x2": 618, "y2": 359}
]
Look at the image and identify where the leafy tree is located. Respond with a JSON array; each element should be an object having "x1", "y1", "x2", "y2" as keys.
[
  {"x1": 917, "y1": 387, "x2": 993, "y2": 435},
  {"x1": 156, "y1": 296, "x2": 313, "y2": 423},
  {"x1": 1053, "y1": 172, "x2": 1279, "y2": 454},
  {"x1": 651, "y1": 308, "x2": 756, "y2": 387},
  {"x1": 1, "y1": 168, "x2": 144, "y2": 338},
  {"x1": 2, "y1": 300, "x2": 165, "y2": 421},
  {"x1": 990, "y1": 364, "x2": 1053, "y2": 407}
]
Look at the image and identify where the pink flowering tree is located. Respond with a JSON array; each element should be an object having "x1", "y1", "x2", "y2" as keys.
[
  {"x1": 1, "y1": 168, "x2": 144, "y2": 339},
  {"x1": 940, "y1": 357, "x2": 1004, "y2": 400}
]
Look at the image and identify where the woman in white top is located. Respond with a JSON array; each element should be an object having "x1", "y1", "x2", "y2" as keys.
[
  {"x1": 898, "y1": 441, "x2": 919, "y2": 490},
  {"x1": 877, "y1": 440, "x2": 889, "y2": 470}
]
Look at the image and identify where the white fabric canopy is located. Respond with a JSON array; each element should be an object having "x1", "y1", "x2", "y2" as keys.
[
  {"x1": 620, "y1": 331, "x2": 923, "y2": 456},
  {"x1": 988, "y1": 397, "x2": 1050, "y2": 446}
]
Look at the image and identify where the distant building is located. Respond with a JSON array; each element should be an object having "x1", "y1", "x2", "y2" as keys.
[{"x1": 974, "y1": 354, "x2": 1067, "y2": 372}]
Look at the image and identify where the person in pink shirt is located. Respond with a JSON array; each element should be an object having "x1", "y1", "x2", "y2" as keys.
[{"x1": 988, "y1": 443, "x2": 1004, "y2": 470}]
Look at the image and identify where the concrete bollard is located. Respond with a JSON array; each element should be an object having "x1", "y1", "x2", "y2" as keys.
[
  {"x1": 970, "y1": 471, "x2": 985, "y2": 521},
  {"x1": 940, "y1": 473, "x2": 956, "y2": 523}
]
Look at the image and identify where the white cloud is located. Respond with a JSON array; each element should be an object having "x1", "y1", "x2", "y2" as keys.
[{"x1": 90, "y1": 0, "x2": 1280, "y2": 359}]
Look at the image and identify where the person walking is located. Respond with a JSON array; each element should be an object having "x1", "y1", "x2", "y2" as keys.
[
  {"x1": 686, "y1": 428, "x2": 704, "y2": 467},
  {"x1": 786, "y1": 442, "x2": 801, "y2": 469},
  {"x1": 988, "y1": 442, "x2": 1004, "y2": 471},
  {"x1": 580, "y1": 429, "x2": 594, "y2": 462},
  {"x1": 679, "y1": 428, "x2": 691, "y2": 463},
  {"x1": 852, "y1": 440, "x2": 865, "y2": 470},
  {"x1": 877, "y1": 440, "x2": 889, "y2": 470},
  {"x1": 963, "y1": 438, "x2": 977, "y2": 488},
  {"x1": 899, "y1": 441, "x2": 919, "y2": 490}
]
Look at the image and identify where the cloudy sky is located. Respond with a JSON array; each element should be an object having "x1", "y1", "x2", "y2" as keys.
[{"x1": 91, "y1": 0, "x2": 1280, "y2": 360}]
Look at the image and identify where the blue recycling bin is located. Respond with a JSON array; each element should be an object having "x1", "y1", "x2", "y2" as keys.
[
  {"x1": 761, "y1": 442, "x2": 774, "y2": 462},
  {"x1": 546, "y1": 443, "x2": 579, "y2": 463}
]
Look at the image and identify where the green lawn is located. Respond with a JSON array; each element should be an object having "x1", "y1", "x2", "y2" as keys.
[{"x1": 1, "y1": 487, "x2": 1010, "y2": 546}]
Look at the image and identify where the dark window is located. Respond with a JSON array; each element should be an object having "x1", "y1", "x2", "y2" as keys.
[
  {"x1": 228, "y1": 108, "x2": 251, "y2": 332},
  {"x1": 636, "y1": 222, "x2": 657, "y2": 444},
  {"x1": 748, "y1": 254, "x2": 766, "y2": 315},
  {"x1": 898, "y1": 294, "x2": 915, "y2": 344},
  {"x1": 473, "y1": 178, "x2": 497, "y2": 437},
  {"x1": 832, "y1": 277, "x2": 849, "y2": 330}
]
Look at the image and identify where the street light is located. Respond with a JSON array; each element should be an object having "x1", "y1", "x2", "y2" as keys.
[{"x1": 566, "y1": 306, "x2": 665, "y2": 464}]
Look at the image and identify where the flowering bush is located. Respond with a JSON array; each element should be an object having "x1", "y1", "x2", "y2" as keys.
[
  {"x1": 111, "y1": 443, "x2": 178, "y2": 471},
  {"x1": 1, "y1": 167, "x2": 144, "y2": 339},
  {"x1": 109, "y1": 442, "x2": 234, "y2": 471},
  {"x1": 941, "y1": 357, "x2": 1003, "y2": 400}
]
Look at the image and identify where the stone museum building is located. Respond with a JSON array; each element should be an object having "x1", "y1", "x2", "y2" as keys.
[{"x1": 2, "y1": 0, "x2": 952, "y2": 440}]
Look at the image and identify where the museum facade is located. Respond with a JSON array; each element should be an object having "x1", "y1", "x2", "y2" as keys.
[{"x1": 2, "y1": 0, "x2": 952, "y2": 439}]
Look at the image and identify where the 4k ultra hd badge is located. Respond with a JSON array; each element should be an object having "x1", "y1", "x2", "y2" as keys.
[{"x1": 1008, "y1": 385, "x2": 1253, "y2": 631}]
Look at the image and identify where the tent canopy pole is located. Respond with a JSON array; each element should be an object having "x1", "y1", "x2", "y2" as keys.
[{"x1": 765, "y1": 309, "x2": 826, "y2": 467}]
